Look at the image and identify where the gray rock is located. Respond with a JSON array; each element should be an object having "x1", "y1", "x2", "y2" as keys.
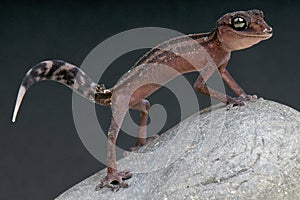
[{"x1": 55, "y1": 99, "x2": 300, "y2": 200}]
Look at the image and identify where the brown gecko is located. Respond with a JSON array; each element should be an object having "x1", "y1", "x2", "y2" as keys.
[{"x1": 12, "y1": 9, "x2": 272, "y2": 191}]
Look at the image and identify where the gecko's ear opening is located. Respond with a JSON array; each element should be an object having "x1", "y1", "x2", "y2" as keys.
[{"x1": 216, "y1": 19, "x2": 226, "y2": 28}]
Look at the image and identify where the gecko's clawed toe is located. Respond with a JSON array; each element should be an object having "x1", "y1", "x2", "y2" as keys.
[
  {"x1": 95, "y1": 171, "x2": 132, "y2": 192},
  {"x1": 226, "y1": 94, "x2": 257, "y2": 110},
  {"x1": 243, "y1": 94, "x2": 257, "y2": 101}
]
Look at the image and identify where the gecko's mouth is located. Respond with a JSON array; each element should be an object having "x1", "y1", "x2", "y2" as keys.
[{"x1": 231, "y1": 30, "x2": 273, "y2": 39}]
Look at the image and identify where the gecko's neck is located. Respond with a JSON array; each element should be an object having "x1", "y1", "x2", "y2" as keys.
[
  {"x1": 190, "y1": 29, "x2": 218, "y2": 43},
  {"x1": 191, "y1": 29, "x2": 231, "y2": 65}
]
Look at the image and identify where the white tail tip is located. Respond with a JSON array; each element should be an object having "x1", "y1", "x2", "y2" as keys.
[{"x1": 12, "y1": 86, "x2": 26, "y2": 123}]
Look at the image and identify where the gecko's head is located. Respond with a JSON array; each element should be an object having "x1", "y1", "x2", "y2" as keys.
[{"x1": 216, "y1": 9, "x2": 273, "y2": 51}]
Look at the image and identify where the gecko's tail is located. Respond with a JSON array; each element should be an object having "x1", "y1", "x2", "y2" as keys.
[{"x1": 12, "y1": 60, "x2": 112, "y2": 122}]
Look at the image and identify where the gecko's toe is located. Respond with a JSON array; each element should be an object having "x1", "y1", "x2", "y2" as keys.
[
  {"x1": 226, "y1": 102, "x2": 245, "y2": 110},
  {"x1": 243, "y1": 94, "x2": 257, "y2": 101},
  {"x1": 95, "y1": 171, "x2": 132, "y2": 192},
  {"x1": 226, "y1": 94, "x2": 258, "y2": 110},
  {"x1": 227, "y1": 94, "x2": 257, "y2": 110}
]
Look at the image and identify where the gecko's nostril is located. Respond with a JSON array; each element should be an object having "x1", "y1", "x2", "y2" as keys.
[{"x1": 264, "y1": 27, "x2": 273, "y2": 34}]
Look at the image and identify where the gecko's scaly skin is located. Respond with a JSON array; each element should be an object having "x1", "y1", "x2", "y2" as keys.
[{"x1": 12, "y1": 60, "x2": 111, "y2": 122}]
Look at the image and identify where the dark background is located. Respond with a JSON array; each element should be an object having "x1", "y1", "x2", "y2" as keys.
[{"x1": 1, "y1": 0, "x2": 299, "y2": 199}]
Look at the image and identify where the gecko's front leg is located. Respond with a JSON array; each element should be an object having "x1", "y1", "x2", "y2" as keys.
[
  {"x1": 218, "y1": 66, "x2": 257, "y2": 109},
  {"x1": 194, "y1": 65, "x2": 231, "y2": 103},
  {"x1": 193, "y1": 64, "x2": 256, "y2": 108}
]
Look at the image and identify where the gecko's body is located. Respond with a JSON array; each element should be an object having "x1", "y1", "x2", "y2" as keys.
[{"x1": 12, "y1": 10, "x2": 272, "y2": 191}]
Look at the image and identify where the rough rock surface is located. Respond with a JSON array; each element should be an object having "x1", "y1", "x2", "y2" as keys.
[{"x1": 56, "y1": 99, "x2": 300, "y2": 200}]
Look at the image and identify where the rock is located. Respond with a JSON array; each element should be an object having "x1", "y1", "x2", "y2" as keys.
[{"x1": 55, "y1": 99, "x2": 300, "y2": 200}]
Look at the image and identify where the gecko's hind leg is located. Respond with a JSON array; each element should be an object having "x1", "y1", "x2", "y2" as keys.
[
  {"x1": 96, "y1": 101, "x2": 133, "y2": 192},
  {"x1": 129, "y1": 99, "x2": 158, "y2": 151}
]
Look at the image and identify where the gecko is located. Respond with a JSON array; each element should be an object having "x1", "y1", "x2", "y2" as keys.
[{"x1": 12, "y1": 9, "x2": 272, "y2": 191}]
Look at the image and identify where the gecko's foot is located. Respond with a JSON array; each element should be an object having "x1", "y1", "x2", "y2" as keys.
[
  {"x1": 129, "y1": 134, "x2": 159, "y2": 152},
  {"x1": 95, "y1": 171, "x2": 132, "y2": 192},
  {"x1": 227, "y1": 94, "x2": 257, "y2": 110}
]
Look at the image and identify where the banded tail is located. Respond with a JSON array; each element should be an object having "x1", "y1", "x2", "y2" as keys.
[{"x1": 12, "y1": 60, "x2": 112, "y2": 122}]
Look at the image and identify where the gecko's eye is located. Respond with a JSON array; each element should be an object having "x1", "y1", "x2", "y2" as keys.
[{"x1": 231, "y1": 17, "x2": 247, "y2": 31}]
